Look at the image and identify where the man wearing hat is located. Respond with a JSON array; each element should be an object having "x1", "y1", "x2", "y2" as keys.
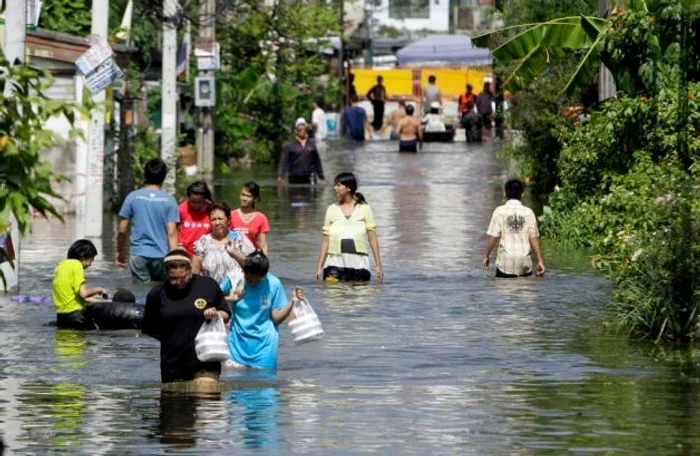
[
  {"x1": 142, "y1": 248, "x2": 231, "y2": 390},
  {"x1": 277, "y1": 117, "x2": 325, "y2": 185}
]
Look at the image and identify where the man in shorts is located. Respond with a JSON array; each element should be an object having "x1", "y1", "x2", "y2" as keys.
[
  {"x1": 117, "y1": 158, "x2": 180, "y2": 282},
  {"x1": 396, "y1": 105, "x2": 423, "y2": 153}
]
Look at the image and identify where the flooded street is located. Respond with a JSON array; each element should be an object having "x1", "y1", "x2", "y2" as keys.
[{"x1": 2, "y1": 139, "x2": 699, "y2": 455}]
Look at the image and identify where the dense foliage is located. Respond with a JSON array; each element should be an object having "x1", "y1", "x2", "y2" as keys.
[
  {"x1": 38, "y1": 0, "x2": 91, "y2": 36},
  {"x1": 483, "y1": 0, "x2": 599, "y2": 195},
  {"x1": 539, "y1": 1, "x2": 699, "y2": 342},
  {"x1": 214, "y1": 0, "x2": 340, "y2": 165},
  {"x1": 481, "y1": 0, "x2": 699, "y2": 342},
  {"x1": 37, "y1": 0, "x2": 340, "y2": 170}
]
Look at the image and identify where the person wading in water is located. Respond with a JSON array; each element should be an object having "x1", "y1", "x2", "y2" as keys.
[{"x1": 396, "y1": 105, "x2": 423, "y2": 153}]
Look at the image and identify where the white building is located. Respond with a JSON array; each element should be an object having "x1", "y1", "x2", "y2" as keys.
[{"x1": 373, "y1": 0, "x2": 451, "y2": 32}]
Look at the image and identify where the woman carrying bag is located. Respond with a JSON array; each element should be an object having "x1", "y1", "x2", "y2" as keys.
[{"x1": 142, "y1": 248, "x2": 230, "y2": 391}]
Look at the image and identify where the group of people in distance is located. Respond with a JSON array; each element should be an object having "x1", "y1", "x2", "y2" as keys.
[
  {"x1": 340, "y1": 74, "x2": 496, "y2": 150},
  {"x1": 51, "y1": 157, "x2": 388, "y2": 390}
]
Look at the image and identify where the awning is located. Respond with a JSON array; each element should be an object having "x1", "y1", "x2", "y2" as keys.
[{"x1": 396, "y1": 34, "x2": 492, "y2": 67}]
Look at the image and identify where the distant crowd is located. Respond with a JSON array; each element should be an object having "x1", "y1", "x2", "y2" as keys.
[{"x1": 334, "y1": 73, "x2": 498, "y2": 149}]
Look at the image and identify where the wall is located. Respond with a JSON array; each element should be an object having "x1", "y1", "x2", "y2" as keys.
[
  {"x1": 373, "y1": 0, "x2": 450, "y2": 32},
  {"x1": 351, "y1": 67, "x2": 488, "y2": 99},
  {"x1": 38, "y1": 74, "x2": 81, "y2": 215}
]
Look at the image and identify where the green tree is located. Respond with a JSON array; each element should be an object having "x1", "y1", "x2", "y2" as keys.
[
  {"x1": 538, "y1": 1, "x2": 700, "y2": 342},
  {"x1": 39, "y1": 0, "x2": 91, "y2": 36},
  {"x1": 475, "y1": 0, "x2": 598, "y2": 195},
  {"x1": 215, "y1": 0, "x2": 340, "y2": 165},
  {"x1": 0, "y1": 58, "x2": 84, "y2": 286}
]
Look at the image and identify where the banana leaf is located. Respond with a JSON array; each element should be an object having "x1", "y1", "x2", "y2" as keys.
[
  {"x1": 474, "y1": 16, "x2": 606, "y2": 93},
  {"x1": 472, "y1": 0, "x2": 660, "y2": 94}
]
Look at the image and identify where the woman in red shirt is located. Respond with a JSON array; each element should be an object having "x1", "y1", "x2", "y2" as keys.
[
  {"x1": 178, "y1": 181, "x2": 212, "y2": 257},
  {"x1": 229, "y1": 181, "x2": 270, "y2": 255}
]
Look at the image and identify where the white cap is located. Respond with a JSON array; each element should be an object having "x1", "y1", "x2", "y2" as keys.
[
  {"x1": 295, "y1": 117, "x2": 308, "y2": 127},
  {"x1": 430, "y1": 101, "x2": 441, "y2": 109}
]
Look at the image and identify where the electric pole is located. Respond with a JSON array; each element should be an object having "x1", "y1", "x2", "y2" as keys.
[
  {"x1": 83, "y1": 0, "x2": 109, "y2": 237},
  {"x1": 598, "y1": 0, "x2": 616, "y2": 101},
  {"x1": 3, "y1": 0, "x2": 27, "y2": 66},
  {"x1": 338, "y1": 0, "x2": 345, "y2": 109},
  {"x1": 196, "y1": 0, "x2": 216, "y2": 178},
  {"x1": 161, "y1": 0, "x2": 179, "y2": 192},
  {"x1": 364, "y1": 1, "x2": 373, "y2": 66}
]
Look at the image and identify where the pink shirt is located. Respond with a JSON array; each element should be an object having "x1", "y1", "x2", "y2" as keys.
[{"x1": 229, "y1": 210, "x2": 270, "y2": 249}]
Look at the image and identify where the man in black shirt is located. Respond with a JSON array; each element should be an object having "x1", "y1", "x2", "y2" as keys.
[
  {"x1": 142, "y1": 248, "x2": 230, "y2": 390},
  {"x1": 277, "y1": 117, "x2": 325, "y2": 185},
  {"x1": 367, "y1": 75, "x2": 387, "y2": 131}
]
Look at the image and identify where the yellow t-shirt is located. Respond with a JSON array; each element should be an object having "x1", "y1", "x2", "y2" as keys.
[
  {"x1": 323, "y1": 203, "x2": 377, "y2": 255},
  {"x1": 52, "y1": 259, "x2": 86, "y2": 314}
]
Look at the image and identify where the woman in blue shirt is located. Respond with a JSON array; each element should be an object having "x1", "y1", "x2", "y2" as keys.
[{"x1": 228, "y1": 251, "x2": 298, "y2": 369}]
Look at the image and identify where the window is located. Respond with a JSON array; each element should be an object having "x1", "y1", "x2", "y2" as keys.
[{"x1": 389, "y1": 0, "x2": 430, "y2": 19}]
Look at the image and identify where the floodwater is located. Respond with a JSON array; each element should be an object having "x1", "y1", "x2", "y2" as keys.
[{"x1": 2, "y1": 138, "x2": 700, "y2": 455}]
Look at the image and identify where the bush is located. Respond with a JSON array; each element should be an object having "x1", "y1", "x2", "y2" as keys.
[{"x1": 541, "y1": 82, "x2": 700, "y2": 342}]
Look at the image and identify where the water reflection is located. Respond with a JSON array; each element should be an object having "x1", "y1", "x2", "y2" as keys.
[
  {"x1": 275, "y1": 184, "x2": 322, "y2": 233},
  {"x1": 55, "y1": 330, "x2": 88, "y2": 370},
  {"x1": 226, "y1": 386, "x2": 281, "y2": 450},
  {"x1": 388, "y1": 156, "x2": 425, "y2": 262},
  {"x1": 317, "y1": 281, "x2": 382, "y2": 312},
  {"x1": 50, "y1": 330, "x2": 88, "y2": 448},
  {"x1": 156, "y1": 390, "x2": 222, "y2": 449}
]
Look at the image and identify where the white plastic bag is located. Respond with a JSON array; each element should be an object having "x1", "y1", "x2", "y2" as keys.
[
  {"x1": 288, "y1": 289, "x2": 324, "y2": 344},
  {"x1": 195, "y1": 316, "x2": 230, "y2": 362},
  {"x1": 226, "y1": 268, "x2": 244, "y2": 292}
]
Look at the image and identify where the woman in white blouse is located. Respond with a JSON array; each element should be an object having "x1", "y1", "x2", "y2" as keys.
[
  {"x1": 192, "y1": 201, "x2": 255, "y2": 287},
  {"x1": 315, "y1": 172, "x2": 383, "y2": 283}
]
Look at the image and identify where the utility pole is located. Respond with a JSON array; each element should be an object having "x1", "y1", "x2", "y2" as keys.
[
  {"x1": 196, "y1": 0, "x2": 216, "y2": 178},
  {"x1": 364, "y1": 1, "x2": 373, "y2": 66},
  {"x1": 161, "y1": 0, "x2": 179, "y2": 192},
  {"x1": 338, "y1": 0, "x2": 345, "y2": 109},
  {"x1": 597, "y1": 0, "x2": 616, "y2": 101},
  {"x1": 79, "y1": 0, "x2": 109, "y2": 238},
  {"x1": 3, "y1": 0, "x2": 27, "y2": 66}
]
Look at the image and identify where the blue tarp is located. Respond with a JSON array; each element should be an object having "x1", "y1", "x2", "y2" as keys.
[{"x1": 396, "y1": 34, "x2": 492, "y2": 67}]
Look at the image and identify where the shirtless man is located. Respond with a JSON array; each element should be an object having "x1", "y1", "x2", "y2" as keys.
[
  {"x1": 396, "y1": 105, "x2": 423, "y2": 153},
  {"x1": 382, "y1": 100, "x2": 406, "y2": 140}
]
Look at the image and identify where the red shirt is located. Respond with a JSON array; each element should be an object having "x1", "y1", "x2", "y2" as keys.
[
  {"x1": 178, "y1": 201, "x2": 211, "y2": 256},
  {"x1": 229, "y1": 209, "x2": 270, "y2": 249},
  {"x1": 459, "y1": 92, "x2": 477, "y2": 114}
]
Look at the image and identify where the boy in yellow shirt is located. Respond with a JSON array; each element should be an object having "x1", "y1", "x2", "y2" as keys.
[{"x1": 53, "y1": 239, "x2": 108, "y2": 329}]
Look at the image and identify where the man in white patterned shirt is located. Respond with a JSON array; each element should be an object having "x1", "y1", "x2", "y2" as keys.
[{"x1": 482, "y1": 179, "x2": 545, "y2": 278}]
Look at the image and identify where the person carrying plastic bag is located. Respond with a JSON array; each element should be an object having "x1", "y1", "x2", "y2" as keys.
[
  {"x1": 227, "y1": 250, "x2": 300, "y2": 369},
  {"x1": 195, "y1": 315, "x2": 230, "y2": 362},
  {"x1": 287, "y1": 287, "x2": 324, "y2": 344},
  {"x1": 142, "y1": 248, "x2": 230, "y2": 390}
]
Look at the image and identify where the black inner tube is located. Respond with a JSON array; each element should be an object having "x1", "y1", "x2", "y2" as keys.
[{"x1": 87, "y1": 301, "x2": 144, "y2": 330}]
